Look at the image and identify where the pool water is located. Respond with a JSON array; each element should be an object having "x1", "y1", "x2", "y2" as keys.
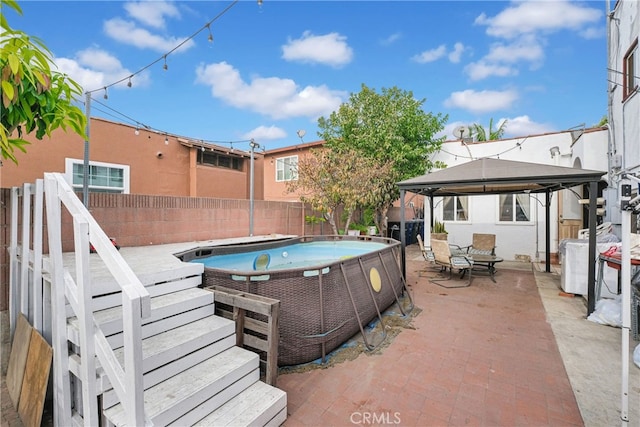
[{"x1": 192, "y1": 240, "x2": 388, "y2": 272}]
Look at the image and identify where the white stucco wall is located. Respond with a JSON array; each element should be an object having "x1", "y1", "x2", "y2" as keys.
[
  {"x1": 425, "y1": 128, "x2": 608, "y2": 261},
  {"x1": 606, "y1": 0, "x2": 640, "y2": 233}
]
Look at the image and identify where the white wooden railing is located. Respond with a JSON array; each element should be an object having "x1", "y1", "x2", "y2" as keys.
[{"x1": 9, "y1": 173, "x2": 152, "y2": 426}]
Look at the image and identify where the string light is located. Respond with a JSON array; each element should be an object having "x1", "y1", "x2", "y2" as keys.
[
  {"x1": 207, "y1": 24, "x2": 213, "y2": 43},
  {"x1": 127, "y1": 77, "x2": 132, "y2": 88},
  {"x1": 85, "y1": 0, "x2": 244, "y2": 96},
  {"x1": 90, "y1": 97, "x2": 256, "y2": 152},
  {"x1": 103, "y1": 87, "x2": 108, "y2": 99},
  {"x1": 165, "y1": 135, "x2": 169, "y2": 145}
]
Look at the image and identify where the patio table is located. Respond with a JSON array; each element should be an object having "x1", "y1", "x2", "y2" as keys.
[{"x1": 469, "y1": 254, "x2": 503, "y2": 283}]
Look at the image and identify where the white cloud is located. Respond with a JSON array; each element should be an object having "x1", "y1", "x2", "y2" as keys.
[
  {"x1": 464, "y1": 36, "x2": 543, "y2": 80},
  {"x1": 448, "y1": 42, "x2": 465, "y2": 64},
  {"x1": 580, "y1": 27, "x2": 605, "y2": 40},
  {"x1": 475, "y1": 1, "x2": 602, "y2": 39},
  {"x1": 123, "y1": 1, "x2": 180, "y2": 29},
  {"x1": 242, "y1": 125, "x2": 287, "y2": 141},
  {"x1": 380, "y1": 32, "x2": 402, "y2": 46},
  {"x1": 195, "y1": 61, "x2": 346, "y2": 120},
  {"x1": 104, "y1": 18, "x2": 195, "y2": 53},
  {"x1": 502, "y1": 115, "x2": 554, "y2": 137},
  {"x1": 411, "y1": 45, "x2": 446, "y2": 63},
  {"x1": 464, "y1": 61, "x2": 518, "y2": 81},
  {"x1": 54, "y1": 48, "x2": 150, "y2": 93},
  {"x1": 484, "y1": 37, "x2": 544, "y2": 65},
  {"x1": 281, "y1": 31, "x2": 353, "y2": 68},
  {"x1": 444, "y1": 89, "x2": 518, "y2": 114}
]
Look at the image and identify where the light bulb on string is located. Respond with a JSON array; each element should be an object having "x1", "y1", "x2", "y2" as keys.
[
  {"x1": 103, "y1": 87, "x2": 108, "y2": 99},
  {"x1": 163, "y1": 55, "x2": 168, "y2": 71},
  {"x1": 207, "y1": 24, "x2": 213, "y2": 43},
  {"x1": 127, "y1": 77, "x2": 132, "y2": 88},
  {"x1": 165, "y1": 135, "x2": 169, "y2": 145},
  {"x1": 134, "y1": 126, "x2": 140, "y2": 136}
]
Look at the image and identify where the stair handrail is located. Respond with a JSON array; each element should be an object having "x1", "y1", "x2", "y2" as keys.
[{"x1": 44, "y1": 173, "x2": 151, "y2": 426}]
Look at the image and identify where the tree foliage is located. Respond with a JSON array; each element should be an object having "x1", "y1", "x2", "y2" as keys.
[
  {"x1": 1, "y1": 0, "x2": 87, "y2": 164},
  {"x1": 471, "y1": 118, "x2": 507, "y2": 142},
  {"x1": 287, "y1": 147, "x2": 395, "y2": 235},
  {"x1": 316, "y1": 84, "x2": 447, "y2": 235}
]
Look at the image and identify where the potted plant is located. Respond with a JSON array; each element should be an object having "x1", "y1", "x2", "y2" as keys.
[{"x1": 431, "y1": 219, "x2": 448, "y2": 241}]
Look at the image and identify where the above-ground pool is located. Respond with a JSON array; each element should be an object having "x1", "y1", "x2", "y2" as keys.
[{"x1": 177, "y1": 235, "x2": 410, "y2": 366}]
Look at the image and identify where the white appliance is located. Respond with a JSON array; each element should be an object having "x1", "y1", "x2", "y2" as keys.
[{"x1": 561, "y1": 240, "x2": 619, "y2": 298}]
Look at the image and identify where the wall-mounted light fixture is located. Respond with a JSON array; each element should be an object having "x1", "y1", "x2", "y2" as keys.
[{"x1": 549, "y1": 146, "x2": 560, "y2": 158}]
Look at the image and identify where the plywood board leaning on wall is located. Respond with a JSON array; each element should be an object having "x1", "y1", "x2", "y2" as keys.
[
  {"x1": 6, "y1": 314, "x2": 32, "y2": 408},
  {"x1": 18, "y1": 328, "x2": 53, "y2": 427}
]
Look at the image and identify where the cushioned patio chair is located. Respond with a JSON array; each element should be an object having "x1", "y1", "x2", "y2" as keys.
[
  {"x1": 416, "y1": 234, "x2": 435, "y2": 263},
  {"x1": 429, "y1": 238, "x2": 473, "y2": 288},
  {"x1": 461, "y1": 233, "x2": 496, "y2": 256}
]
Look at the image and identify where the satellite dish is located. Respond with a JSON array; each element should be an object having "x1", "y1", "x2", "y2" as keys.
[
  {"x1": 452, "y1": 125, "x2": 471, "y2": 140},
  {"x1": 296, "y1": 129, "x2": 306, "y2": 139}
]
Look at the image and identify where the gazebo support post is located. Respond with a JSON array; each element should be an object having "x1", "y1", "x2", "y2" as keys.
[
  {"x1": 587, "y1": 180, "x2": 598, "y2": 315},
  {"x1": 546, "y1": 190, "x2": 552, "y2": 273},
  {"x1": 400, "y1": 190, "x2": 406, "y2": 278}
]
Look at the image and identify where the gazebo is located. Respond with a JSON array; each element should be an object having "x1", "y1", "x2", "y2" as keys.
[{"x1": 396, "y1": 157, "x2": 607, "y2": 315}]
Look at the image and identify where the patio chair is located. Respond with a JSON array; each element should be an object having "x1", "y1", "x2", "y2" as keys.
[
  {"x1": 429, "y1": 238, "x2": 473, "y2": 288},
  {"x1": 461, "y1": 233, "x2": 496, "y2": 256},
  {"x1": 416, "y1": 234, "x2": 435, "y2": 263}
]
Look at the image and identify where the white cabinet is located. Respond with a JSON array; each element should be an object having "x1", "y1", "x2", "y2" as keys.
[{"x1": 561, "y1": 240, "x2": 618, "y2": 298}]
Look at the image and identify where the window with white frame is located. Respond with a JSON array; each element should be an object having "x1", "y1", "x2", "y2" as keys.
[
  {"x1": 499, "y1": 194, "x2": 531, "y2": 222},
  {"x1": 276, "y1": 155, "x2": 298, "y2": 182},
  {"x1": 624, "y1": 38, "x2": 638, "y2": 99},
  {"x1": 66, "y1": 158, "x2": 130, "y2": 194},
  {"x1": 442, "y1": 196, "x2": 468, "y2": 221}
]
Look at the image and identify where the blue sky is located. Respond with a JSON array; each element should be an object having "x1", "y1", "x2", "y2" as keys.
[{"x1": 9, "y1": 0, "x2": 607, "y2": 151}]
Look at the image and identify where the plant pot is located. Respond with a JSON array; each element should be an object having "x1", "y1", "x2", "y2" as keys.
[{"x1": 431, "y1": 232, "x2": 448, "y2": 241}]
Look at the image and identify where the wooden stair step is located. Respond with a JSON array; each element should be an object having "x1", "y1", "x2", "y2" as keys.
[
  {"x1": 194, "y1": 380, "x2": 287, "y2": 426},
  {"x1": 100, "y1": 314, "x2": 236, "y2": 409},
  {"x1": 67, "y1": 287, "x2": 213, "y2": 339},
  {"x1": 102, "y1": 346, "x2": 259, "y2": 426}
]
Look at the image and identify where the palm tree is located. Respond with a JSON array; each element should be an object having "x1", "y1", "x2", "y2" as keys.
[{"x1": 471, "y1": 118, "x2": 508, "y2": 141}]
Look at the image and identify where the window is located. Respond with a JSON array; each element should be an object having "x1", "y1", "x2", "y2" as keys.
[
  {"x1": 442, "y1": 196, "x2": 468, "y2": 221},
  {"x1": 276, "y1": 155, "x2": 298, "y2": 182},
  {"x1": 66, "y1": 159, "x2": 129, "y2": 193},
  {"x1": 623, "y1": 38, "x2": 638, "y2": 99},
  {"x1": 499, "y1": 194, "x2": 531, "y2": 222},
  {"x1": 198, "y1": 151, "x2": 243, "y2": 170}
]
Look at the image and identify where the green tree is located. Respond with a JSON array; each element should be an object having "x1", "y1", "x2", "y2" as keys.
[
  {"x1": 596, "y1": 115, "x2": 608, "y2": 127},
  {"x1": 288, "y1": 147, "x2": 395, "y2": 235},
  {"x1": 317, "y1": 84, "x2": 447, "y2": 236},
  {"x1": 1, "y1": 0, "x2": 86, "y2": 164},
  {"x1": 470, "y1": 118, "x2": 507, "y2": 142}
]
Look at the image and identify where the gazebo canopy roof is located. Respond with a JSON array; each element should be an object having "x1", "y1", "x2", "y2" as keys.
[{"x1": 397, "y1": 157, "x2": 606, "y2": 196}]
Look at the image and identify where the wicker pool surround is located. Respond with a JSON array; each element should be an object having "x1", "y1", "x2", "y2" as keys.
[{"x1": 183, "y1": 236, "x2": 407, "y2": 366}]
